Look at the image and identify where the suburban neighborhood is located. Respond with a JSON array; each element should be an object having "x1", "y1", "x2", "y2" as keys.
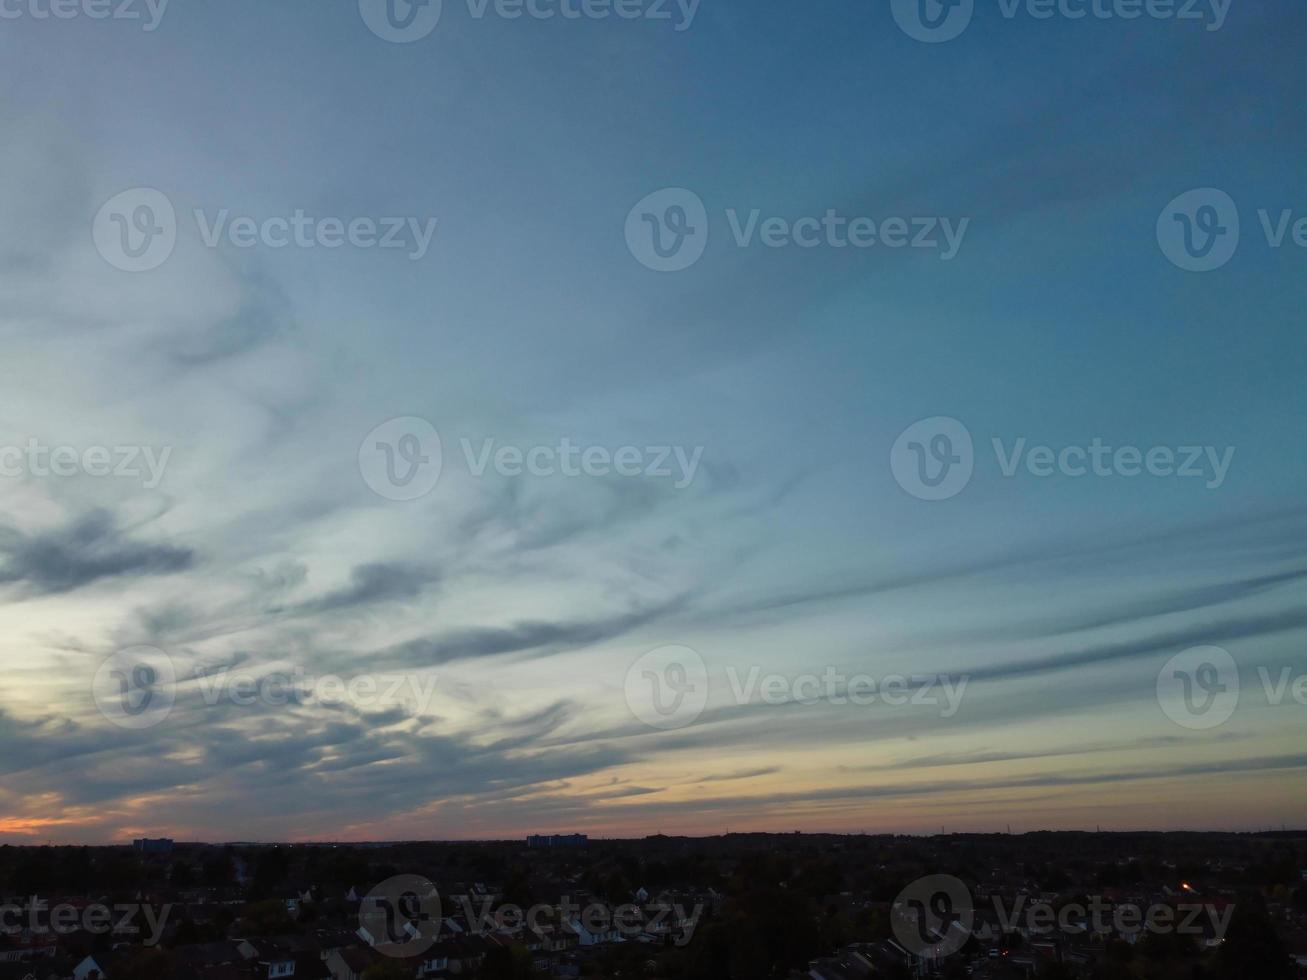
[{"x1": 0, "y1": 832, "x2": 1303, "y2": 979}]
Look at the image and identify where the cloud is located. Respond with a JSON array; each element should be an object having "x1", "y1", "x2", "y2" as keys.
[
  {"x1": 0, "y1": 509, "x2": 193, "y2": 595},
  {"x1": 364, "y1": 596, "x2": 687, "y2": 670},
  {"x1": 707, "y1": 506, "x2": 1307, "y2": 624},
  {"x1": 691, "y1": 767, "x2": 780, "y2": 783},
  {"x1": 949, "y1": 603, "x2": 1307, "y2": 686},
  {"x1": 838, "y1": 734, "x2": 1245, "y2": 774},
  {"x1": 283, "y1": 561, "x2": 441, "y2": 615},
  {"x1": 529, "y1": 752, "x2": 1307, "y2": 824}
]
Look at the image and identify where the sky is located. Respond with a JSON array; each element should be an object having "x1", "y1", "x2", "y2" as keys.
[{"x1": 0, "y1": 0, "x2": 1304, "y2": 843}]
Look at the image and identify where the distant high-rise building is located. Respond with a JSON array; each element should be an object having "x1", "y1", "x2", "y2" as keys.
[
  {"x1": 133, "y1": 838, "x2": 174, "y2": 854},
  {"x1": 526, "y1": 833, "x2": 588, "y2": 848}
]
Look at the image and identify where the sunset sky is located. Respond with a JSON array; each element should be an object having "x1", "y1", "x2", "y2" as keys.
[{"x1": 0, "y1": 0, "x2": 1304, "y2": 843}]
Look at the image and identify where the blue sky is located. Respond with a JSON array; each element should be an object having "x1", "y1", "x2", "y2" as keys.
[{"x1": 0, "y1": 0, "x2": 1304, "y2": 842}]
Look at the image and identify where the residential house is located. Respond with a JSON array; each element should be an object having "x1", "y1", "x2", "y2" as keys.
[{"x1": 325, "y1": 947, "x2": 379, "y2": 980}]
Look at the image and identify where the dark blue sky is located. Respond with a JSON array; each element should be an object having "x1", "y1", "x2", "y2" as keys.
[{"x1": 0, "y1": 0, "x2": 1303, "y2": 841}]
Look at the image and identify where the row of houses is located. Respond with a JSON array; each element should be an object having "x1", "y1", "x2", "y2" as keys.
[{"x1": 0, "y1": 882, "x2": 711, "y2": 980}]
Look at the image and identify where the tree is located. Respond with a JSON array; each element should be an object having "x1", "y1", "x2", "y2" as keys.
[
  {"x1": 362, "y1": 961, "x2": 411, "y2": 980},
  {"x1": 242, "y1": 898, "x2": 294, "y2": 936},
  {"x1": 479, "y1": 943, "x2": 533, "y2": 979},
  {"x1": 109, "y1": 948, "x2": 181, "y2": 980},
  {"x1": 202, "y1": 850, "x2": 235, "y2": 887},
  {"x1": 1217, "y1": 905, "x2": 1294, "y2": 980},
  {"x1": 169, "y1": 861, "x2": 195, "y2": 888}
]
